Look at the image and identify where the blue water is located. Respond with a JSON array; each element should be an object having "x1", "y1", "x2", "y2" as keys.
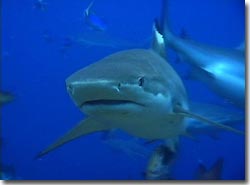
[{"x1": 2, "y1": 0, "x2": 245, "y2": 180}]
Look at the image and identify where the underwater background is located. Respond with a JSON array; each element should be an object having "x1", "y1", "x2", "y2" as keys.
[{"x1": 1, "y1": 0, "x2": 245, "y2": 180}]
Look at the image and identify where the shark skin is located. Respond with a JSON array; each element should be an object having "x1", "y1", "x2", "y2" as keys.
[
  {"x1": 36, "y1": 24, "x2": 244, "y2": 159},
  {"x1": 160, "y1": 0, "x2": 245, "y2": 109}
]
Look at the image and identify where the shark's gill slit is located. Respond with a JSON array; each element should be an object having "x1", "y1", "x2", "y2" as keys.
[{"x1": 67, "y1": 84, "x2": 74, "y2": 95}]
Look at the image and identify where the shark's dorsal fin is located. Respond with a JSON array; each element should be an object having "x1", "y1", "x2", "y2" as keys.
[
  {"x1": 85, "y1": 0, "x2": 95, "y2": 16},
  {"x1": 35, "y1": 118, "x2": 110, "y2": 159},
  {"x1": 151, "y1": 20, "x2": 166, "y2": 58},
  {"x1": 174, "y1": 105, "x2": 244, "y2": 135}
]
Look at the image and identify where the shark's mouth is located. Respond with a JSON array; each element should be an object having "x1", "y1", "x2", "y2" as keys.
[{"x1": 81, "y1": 99, "x2": 144, "y2": 107}]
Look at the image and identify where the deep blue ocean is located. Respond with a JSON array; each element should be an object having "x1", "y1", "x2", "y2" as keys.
[{"x1": 2, "y1": 0, "x2": 245, "y2": 180}]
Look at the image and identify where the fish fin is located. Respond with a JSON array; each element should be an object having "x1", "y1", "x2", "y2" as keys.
[
  {"x1": 188, "y1": 102, "x2": 244, "y2": 123},
  {"x1": 200, "y1": 67, "x2": 215, "y2": 79},
  {"x1": 35, "y1": 118, "x2": 110, "y2": 159},
  {"x1": 151, "y1": 20, "x2": 166, "y2": 58},
  {"x1": 85, "y1": 0, "x2": 95, "y2": 16},
  {"x1": 185, "y1": 102, "x2": 244, "y2": 138},
  {"x1": 157, "y1": 0, "x2": 176, "y2": 46},
  {"x1": 174, "y1": 105, "x2": 244, "y2": 135}
]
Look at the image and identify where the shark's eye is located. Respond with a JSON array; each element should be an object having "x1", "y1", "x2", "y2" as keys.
[{"x1": 138, "y1": 77, "x2": 144, "y2": 87}]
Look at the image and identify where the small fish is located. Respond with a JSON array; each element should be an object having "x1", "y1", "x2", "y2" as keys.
[
  {"x1": 145, "y1": 145, "x2": 176, "y2": 180},
  {"x1": 0, "y1": 91, "x2": 14, "y2": 106},
  {"x1": 84, "y1": 0, "x2": 107, "y2": 31},
  {"x1": 33, "y1": 0, "x2": 47, "y2": 11},
  {"x1": 195, "y1": 158, "x2": 224, "y2": 180}
]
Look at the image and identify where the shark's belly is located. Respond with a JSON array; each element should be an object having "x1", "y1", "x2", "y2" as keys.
[
  {"x1": 101, "y1": 112, "x2": 185, "y2": 139},
  {"x1": 211, "y1": 74, "x2": 245, "y2": 108},
  {"x1": 82, "y1": 100, "x2": 186, "y2": 139}
]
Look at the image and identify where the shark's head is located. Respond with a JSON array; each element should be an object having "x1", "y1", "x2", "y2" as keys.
[
  {"x1": 66, "y1": 49, "x2": 187, "y2": 118},
  {"x1": 66, "y1": 49, "x2": 188, "y2": 139}
]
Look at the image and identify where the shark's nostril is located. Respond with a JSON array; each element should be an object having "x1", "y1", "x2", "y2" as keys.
[{"x1": 67, "y1": 84, "x2": 74, "y2": 95}]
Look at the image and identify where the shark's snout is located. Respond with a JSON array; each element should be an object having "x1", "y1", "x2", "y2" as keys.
[
  {"x1": 66, "y1": 83, "x2": 74, "y2": 96},
  {"x1": 66, "y1": 79, "x2": 129, "y2": 108}
]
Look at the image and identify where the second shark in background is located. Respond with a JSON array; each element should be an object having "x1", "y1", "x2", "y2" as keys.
[{"x1": 158, "y1": 0, "x2": 245, "y2": 109}]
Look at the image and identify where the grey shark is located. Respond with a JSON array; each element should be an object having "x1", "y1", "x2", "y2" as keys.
[
  {"x1": 159, "y1": 0, "x2": 245, "y2": 108},
  {"x1": 36, "y1": 23, "x2": 243, "y2": 158}
]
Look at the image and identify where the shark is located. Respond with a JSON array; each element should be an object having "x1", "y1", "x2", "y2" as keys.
[
  {"x1": 36, "y1": 22, "x2": 243, "y2": 158},
  {"x1": 158, "y1": 0, "x2": 245, "y2": 108},
  {"x1": 83, "y1": 0, "x2": 107, "y2": 32}
]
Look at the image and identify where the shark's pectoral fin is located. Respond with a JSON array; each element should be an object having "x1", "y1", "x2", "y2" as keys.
[
  {"x1": 174, "y1": 106, "x2": 244, "y2": 135},
  {"x1": 200, "y1": 67, "x2": 215, "y2": 79},
  {"x1": 35, "y1": 118, "x2": 109, "y2": 159}
]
